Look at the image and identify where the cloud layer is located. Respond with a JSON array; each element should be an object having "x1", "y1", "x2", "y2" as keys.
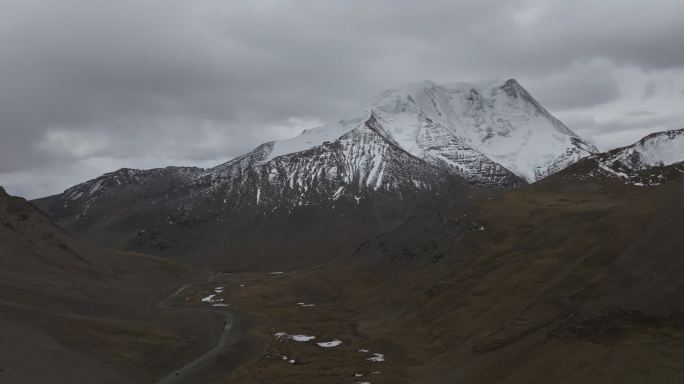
[{"x1": 1, "y1": 0, "x2": 683, "y2": 198}]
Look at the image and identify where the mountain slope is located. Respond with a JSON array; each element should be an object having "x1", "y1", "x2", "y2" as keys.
[
  {"x1": 603, "y1": 128, "x2": 684, "y2": 170},
  {"x1": 49, "y1": 79, "x2": 592, "y2": 219},
  {"x1": 368, "y1": 79, "x2": 597, "y2": 184},
  {"x1": 0, "y1": 187, "x2": 223, "y2": 384},
  {"x1": 216, "y1": 156, "x2": 684, "y2": 384},
  {"x1": 254, "y1": 79, "x2": 597, "y2": 187},
  {"x1": 34, "y1": 116, "x2": 465, "y2": 267},
  {"x1": 596, "y1": 128, "x2": 684, "y2": 184},
  {"x1": 557, "y1": 128, "x2": 684, "y2": 187},
  {"x1": 47, "y1": 115, "x2": 448, "y2": 220}
]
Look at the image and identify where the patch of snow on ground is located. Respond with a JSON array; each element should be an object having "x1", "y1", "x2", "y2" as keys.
[
  {"x1": 212, "y1": 303, "x2": 229, "y2": 307},
  {"x1": 291, "y1": 335, "x2": 316, "y2": 342},
  {"x1": 269, "y1": 271, "x2": 284, "y2": 275},
  {"x1": 358, "y1": 349, "x2": 370, "y2": 353},
  {"x1": 275, "y1": 332, "x2": 316, "y2": 342},
  {"x1": 201, "y1": 294, "x2": 223, "y2": 303},
  {"x1": 317, "y1": 339, "x2": 342, "y2": 348},
  {"x1": 367, "y1": 353, "x2": 385, "y2": 362},
  {"x1": 297, "y1": 302, "x2": 316, "y2": 307},
  {"x1": 214, "y1": 286, "x2": 224, "y2": 293}
]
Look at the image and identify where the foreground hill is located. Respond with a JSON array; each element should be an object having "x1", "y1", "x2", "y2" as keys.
[
  {"x1": 211, "y1": 159, "x2": 684, "y2": 383},
  {"x1": 0, "y1": 187, "x2": 225, "y2": 383}
]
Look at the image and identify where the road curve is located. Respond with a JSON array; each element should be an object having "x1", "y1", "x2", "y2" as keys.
[{"x1": 155, "y1": 273, "x2": 235, "y2": 384}]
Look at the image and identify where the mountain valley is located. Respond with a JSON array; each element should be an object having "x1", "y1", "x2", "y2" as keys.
[{"x1": 3, "y1": 80, "x2": 684, "y2": 384}]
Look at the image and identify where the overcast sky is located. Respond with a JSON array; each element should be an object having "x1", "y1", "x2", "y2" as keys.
[{"x1": 1, "y1": 0, "x2": 683, "y2": 198}]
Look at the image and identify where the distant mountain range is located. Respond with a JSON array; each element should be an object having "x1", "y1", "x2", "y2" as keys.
[
  {"x1": 38, "y1": 79, "x2": 597, "y2": 211},
  {"x1": 33, "y1": 80, "x2": 683, "y2": 263}
]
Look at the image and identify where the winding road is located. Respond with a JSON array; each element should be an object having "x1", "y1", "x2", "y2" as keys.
[{"x1": 155, "y1": 273, "x2": 235, "y2": 384}]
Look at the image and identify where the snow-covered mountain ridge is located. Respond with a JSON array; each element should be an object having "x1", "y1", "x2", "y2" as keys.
[
  {"x1": 45, "y1": 79, "x2": 602, "y2": 223},
  {"x1": 239, "y1": 79, "x2": 597, "y2": 187},
  {"x1": 33, "y1": 82, "x2": 684, "y2": 261},
  {"x1": 53, "y1": 114, "x2": 449, "y2": 225},
  {"x1": 593, "y1": 128, "x2": 684, "y2": 186},
  {"x1": 368, "y1": 79, "x2": 598, "y2": 183},
  {"x1": 600, "y1": 128, "x2": 684, "y2": 170}
]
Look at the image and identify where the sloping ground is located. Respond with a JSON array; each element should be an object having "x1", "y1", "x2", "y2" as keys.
[
  {"x1": 0, "y1": 187, "x2": 225, "y2": 383},
  {"x1": 212, "y1": 169, "x2": 684, "y2": 383}
]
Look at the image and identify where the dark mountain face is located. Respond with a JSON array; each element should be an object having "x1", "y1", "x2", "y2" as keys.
[
  {"x1": 0, "y1": 186, "x2": 235, "y2": 384},
  {"x1": 34, "y1": 116, "x2": 472, "y2": 268}
]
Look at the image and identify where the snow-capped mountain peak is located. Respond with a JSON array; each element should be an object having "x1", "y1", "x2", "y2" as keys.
[
  {"x1": 233, "y1": 78, "x2": 596, "y2": 187},
  {"x1": 596, "y1": 128, "x2": 684, "y2": 185},
  {"x1": 365, "y1": 78, "x2": 597, "y2": 183},
  {"x1": 35, "y1": 79, "x2": 628, "y2": 256},
  {"x1": 45, "y1": 78, "x2": 602, "y2": 227},
  {"x1": 605, "y1": 128, "x2": 684, "y2": 170}
]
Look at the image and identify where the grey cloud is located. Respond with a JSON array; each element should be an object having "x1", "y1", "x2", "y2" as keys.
[
  {"x1": 1, "y1": 0, "x2": 684, "y2": 198},
  {"x1": 624, "y1": 111, "x2": 657, "y2": 117},
  {"x1": 564, "y1": 112, "x2": 684, "y2": 150},
  {"x1": 522, "y1": 62, "x2": 621, "y2": 109},
  {"x1": 643, "y1": 83, "x2": 657, "y2": 98}
]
